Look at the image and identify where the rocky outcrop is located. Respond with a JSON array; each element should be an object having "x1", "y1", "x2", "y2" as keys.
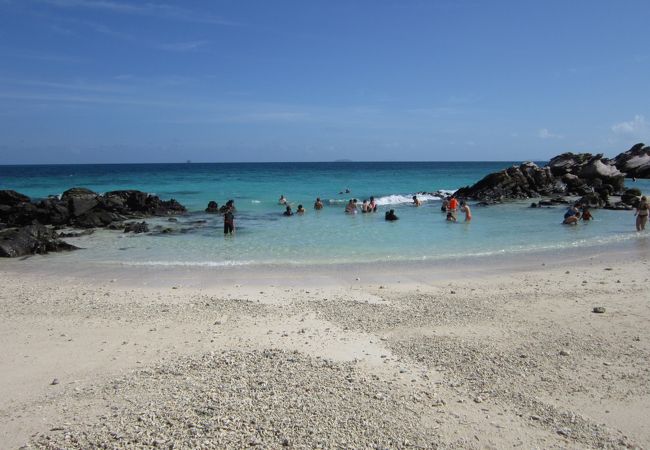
[
  {"x1": 0, "y1": 187, "x2": 186, "y2": 256},
  {"x1": 0, "y1": 223, "x2": 78, "y2": 258},
  {"x1": 455, "y1": 162, "x2": 562, "y2": 202},
  {"x1": 0, "y1": 188, "x2": 186, "y2": 229},
  {"x1": 612, "y1": 143, "x2": 650, "y2": 179},
  {"x1": 457, "y1": 151, "x2": 627, "y2": 204},
  {"x1": 549, "y1": 152, "x2": 625, "y2": 192}
]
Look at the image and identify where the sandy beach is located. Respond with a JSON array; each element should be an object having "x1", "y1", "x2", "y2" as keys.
[{"x1": 1, "y1": 245, "x2": 649, "y2": 449}]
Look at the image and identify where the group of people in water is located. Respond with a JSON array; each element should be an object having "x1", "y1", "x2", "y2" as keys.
[
  {"x1": 277, "y1": 193, "x2": 472, "y2": 222},
  {"x1": 562, "y1": 203, "x2": 594, "y2": 225},
  {"x1": 560, "y1": 196, "x2": 649, "y2": 231},
  {"x1": 222, "y1": 192, "x2": 648, "y2": 235}
]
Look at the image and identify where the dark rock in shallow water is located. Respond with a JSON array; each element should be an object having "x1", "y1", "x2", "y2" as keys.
[
  {"x1": 75, "y1": 210, "x2": 123, "y2": 228},
  {"x1": 612, "y1": 143, "x2": 650, "y2": 179},
  {"x1": 61, "y1": 187, "x2": 99, "y2": 217},
  {"x1": 621, "y1": 188, "x2": 642, "y2": 207},
  {"x1": 123, "y1": 221, "x2": 149, "y2": 233},
  {"x1": 0, "y1": 223, "x2": 78, "y2": 257},
  {"x1": 0, "y1": 188, "x2": 186, "y2": 232},
  {"x1": 205, "y1": 201, "x2": 219, "y2": 213},
  {"x1": 104, "y1": 190, "x2": 187, "y2": 216},
  {"x1": 579, "y1": 192, "x2": 607, "y2": 208},
  {"x1": 455, "y1": 162, "x2": 558, "y2": 202}
]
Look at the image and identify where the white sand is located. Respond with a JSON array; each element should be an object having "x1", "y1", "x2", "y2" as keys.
[{"x1": 1, "y1": 247, "x2": 649, "y2": 449}]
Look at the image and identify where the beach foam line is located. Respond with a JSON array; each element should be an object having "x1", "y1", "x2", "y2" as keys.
[
  {"x1": 116, "y1": 260, "x2": 255, "y2": 267},
  {"x1": 374, "y1": 193, "x2": 442, "y2": 206}
]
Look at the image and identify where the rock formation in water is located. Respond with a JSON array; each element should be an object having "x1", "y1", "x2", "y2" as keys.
[
  {"x1": 0, "y1": 223, "x2": 78, "y2": 257},
  {"x1": 0, "y1": 188, "x2": 186, "y2": 257},
  {"x1": 612, "y1": 143, "x2": 650, "y2": 179},
  {"x1": 455, "y1": 147, "x2": 645, "y2": 206}
]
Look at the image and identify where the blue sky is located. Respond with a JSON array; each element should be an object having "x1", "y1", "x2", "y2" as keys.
[{"x1": 1, "y1": 0, "x2": 649, "y2": 163}]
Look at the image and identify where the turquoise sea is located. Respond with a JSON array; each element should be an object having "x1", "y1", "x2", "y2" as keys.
[{"x1": 1, "y1": 162, "x2": 649, "y2": 267}]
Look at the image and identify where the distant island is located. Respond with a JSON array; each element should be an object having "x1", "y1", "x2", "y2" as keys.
[{"x1": 333, "y1": 159, "x2": 353, "y2": 162}]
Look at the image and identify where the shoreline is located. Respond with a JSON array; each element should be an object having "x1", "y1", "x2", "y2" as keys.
[{"x1": 2, "y1": 234, "x2": 649, "y2": 288}]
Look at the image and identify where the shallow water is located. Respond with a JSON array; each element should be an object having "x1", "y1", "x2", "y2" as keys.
[{"x1": 1, "y1": 162, "x2": 649, "y2": 267}]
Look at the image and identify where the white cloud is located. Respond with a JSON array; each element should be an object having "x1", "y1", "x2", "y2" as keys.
[
  {"x1": 538, "y1": 128, "x2": 563, "y2": 139},
  {"x1": 156, "y1": 41, "x2": 209, "y2": 52},
  {"x1": 37, "y1": 0, "x2": 237, "y2": 26},
  {"x1": 611, "y1": 115, "x2": 648, "y2": 136}
]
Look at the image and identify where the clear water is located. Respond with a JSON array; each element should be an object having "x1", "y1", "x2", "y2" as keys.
[{"x1": 1, "y1": 162, "x2": 648, "y2": 267}]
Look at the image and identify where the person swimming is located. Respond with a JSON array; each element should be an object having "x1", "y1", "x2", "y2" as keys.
[
  {"x1": 385, "y1": 209, "x2": 399, "y2": 221},
  {"x1": 314, "y1": 197, "x2": 324, "y2": 210},
  {"x1": 460, "y1": 201, "x2": 472, "y2": 222},
  {"x1": 296, "y1": 204, "x2": 305, "y2": 214},
  {"x1": 283, "y1": 205, "x2": 293, "y2": 216},
  {"x1": 412, "y1": 195, "x2": 422, "y2": 207}
]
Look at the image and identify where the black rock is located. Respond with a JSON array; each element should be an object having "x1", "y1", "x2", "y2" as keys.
[
  {"x1": 455, "y1": 162, "x2": 558, "y2": 202},
  {"x1": 612, "y1": 143, "x2": 650, "y2": 179},
  {"x1": 621, "y1": 188, "x2": 642, "y2": 207},
  {"x1": 0, "y1": 190, "x2": 31, "y2": 206},
  {"x1": 205, "y1": 201, "x2": 219, "y2": 213},
  {"x1": 0, "y1": 223, "x2": 78, "y2": 258},
  {"x1": 123, "y1": 221, "x2": 149, "y2": 233}
]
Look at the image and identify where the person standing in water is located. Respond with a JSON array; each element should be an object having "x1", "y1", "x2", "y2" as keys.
[
  {"x1": 448, "y1": 196, "x2": 459, "y2": 213},
  {"x1": 223, "y1": 206, "x2": 235, "y2": 235},
  {"x1": 314, "y1": 198, "x2": 324, "y2": 210},
  {"x1": 296, "y1": 204, "x2": 305, "y2": 215},
  {"x1": 412, "y1": 195, "x2": 422, "y2": 207},
  {"x1": 460, "y1": 201, "x2": 472, "y2": 222},
  {"x1": 635, "y1": 196, "x2": 649, "y2": 231},
  {"x1": 369, "y1": 196, "x2": 378, "y2": 212},
  {"x1": 441, "y1": 196, "x2": 450, "y2": 212},
  {"x1": 283, "y1": 205, "x2": 294, "y2": 216},
  {"x1": 279, "y1": 195, "x2": 287, "y2": 205}
]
